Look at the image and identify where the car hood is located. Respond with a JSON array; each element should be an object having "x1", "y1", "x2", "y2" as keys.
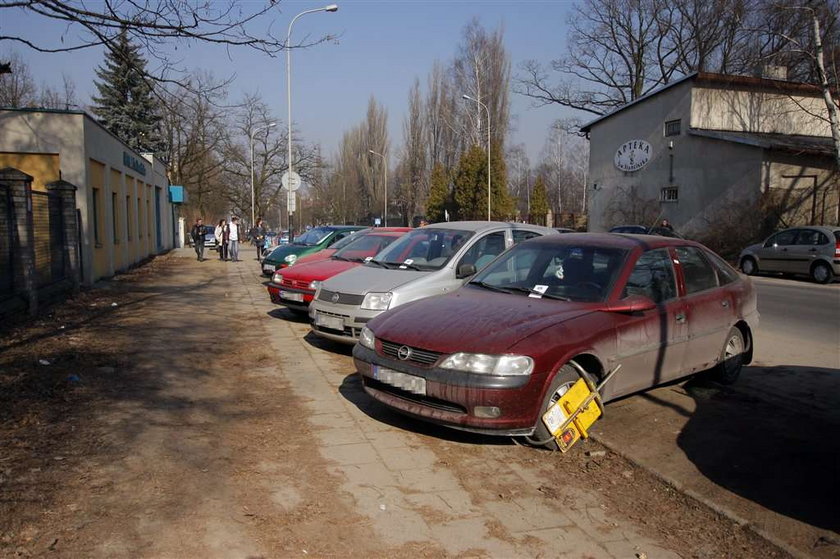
[
  {"x1": 267, "y1": 244, "x2": 315, "y2": 262},
  {"x1": 280, "y1": 258, "x2": 359, "y2": 282},
  {"x1": 321, "y1": 265, "x2": 429, "y2": 295},
  {"x1": 295, "y1": 249, "x2": 336, "y2": 265},
  {"x1": 368, "y1": 287, "x2": 596, "y2": 354}
]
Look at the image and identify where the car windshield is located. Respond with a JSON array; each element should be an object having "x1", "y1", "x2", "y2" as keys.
[
  {"x1": 334, "y1": 233, "x2": 401, "y2": 262},
  {"x1": 369, "y1": 228, "x2": 474, "y2": 271},
  {"x1": 469, "y1": 242, "x2": 628, "y2": 303},
  {"x1": 293, "y1": 227, "x2": 333, "y2": 246}
]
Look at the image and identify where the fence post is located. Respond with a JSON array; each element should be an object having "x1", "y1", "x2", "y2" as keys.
[
  {"x1": 0, "y1": 168, "x2": 37, "y2": 316},
  {"x1": 46, "y1": 179, "x2": 80, "y2": 293}
]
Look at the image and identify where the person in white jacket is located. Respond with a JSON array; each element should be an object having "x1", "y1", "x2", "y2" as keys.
[
  {"x1": 229, "y1": 216, "x2": 241, "y2": 262},
  {"x1": 215, "y1": 219, "x2": 230, "y2": 261}
]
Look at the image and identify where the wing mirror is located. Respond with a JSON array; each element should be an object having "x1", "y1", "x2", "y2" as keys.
[
  {"x1": 605, "y1": 294, "x2": 657, "y2": 313},
  {"x1": 456, "y1": 263, "x2": 477, "y2": 279}
]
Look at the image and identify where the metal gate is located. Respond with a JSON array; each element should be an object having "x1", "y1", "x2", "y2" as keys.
[
  {"x1": 0, "y1": 184, "x2": 12, "y2": 297},
  {"x1": 31, "y1": 190, "x2": 65, "y2": 288}
]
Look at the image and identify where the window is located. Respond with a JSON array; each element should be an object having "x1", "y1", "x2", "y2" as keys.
[
  {"x1": 704, "y1": 249, "x2": 739, "y2": 285},
  {"x1": 459, "y1": 232, "x2": 507, "y2": 271},
  {"x1": 126, "y1": 195, "x2": 132, "y2": 241},
  {"x1": 795, "y1": 229, "x2": 828, "y2": 246},
  {"x1": 763, "y1": 229, "x2": 797, "y2": 248},
  {"x1": 512, "y1": 229, "x2": 541, "y2": 243},
  {"x1": 92, "y1": 188, "x2": 101, "y2": 246},
  {"x1": 625, "y1": 249, "x2": 677, "y2": 303},
  {"x1": 112, "y1": 192, "x2": 119, "y2": 243},
  {"x1": 664, "y1": 119, "x2": 681, "y2": 136},
  {"x1": 676, "y1": 247, "x2": 718, "y2": 294},
  {"x1": 661, "y1": 187, "x2": 679, "y2": 202}
]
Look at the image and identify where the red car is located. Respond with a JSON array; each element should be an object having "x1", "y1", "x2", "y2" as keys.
[
  {"x1": 353, "y1": 233, "x2": 758, "y2": 448},
  {"x1": 268, "y1": 227, "x2": 411, "y2": 313}
]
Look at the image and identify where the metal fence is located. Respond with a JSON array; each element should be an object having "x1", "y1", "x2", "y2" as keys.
[
  {"x1": 31, "y1": 190, "x2": 65, "y2": 288},
  {"x1": 0, "y1": 185, "x2": 12, "y2": 297}
]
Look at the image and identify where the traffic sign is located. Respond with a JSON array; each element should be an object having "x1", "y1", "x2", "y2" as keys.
[
  {"x1": 287, "y1": 190, "x2": 297, "y2": 213},
  {"x1": 282, "y1": 171, "x2": 302, "y2": 191}
]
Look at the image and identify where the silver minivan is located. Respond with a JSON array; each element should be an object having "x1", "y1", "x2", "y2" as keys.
[
  {"x1": 309, "y1": 221, "x2": 557, "y2": 344},
  {"x1": 739, "y1": 225, "x2": 840, "y2": 283}
]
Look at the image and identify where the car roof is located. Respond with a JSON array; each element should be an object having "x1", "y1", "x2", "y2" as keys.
[
  {"x1": 525, "y1": 232, "x2": 700, "y2": 251},
  {"x1": 425, "y1": 221, "x2": 555, "y2": 234},
  {"x1": 776, "y1": 225, "x2": 840, "y2": 234}
]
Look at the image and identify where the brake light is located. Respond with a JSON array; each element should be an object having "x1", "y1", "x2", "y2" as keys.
[{"x1": 835, "y1": 241, "x2": 840, "y2": 258}]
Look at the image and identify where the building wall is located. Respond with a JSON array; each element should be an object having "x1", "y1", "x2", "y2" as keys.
[
  {"x1": 0, "y1": 109, "x2": 174, "y2": 286},
  {"x1": 691, "y1": 87, "x2": 831, "y2": 136},
  {"x1": 763, "y1": 153, "x2": 839, "y2": 226}
]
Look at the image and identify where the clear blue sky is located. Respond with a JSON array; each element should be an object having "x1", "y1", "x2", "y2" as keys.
[{"x1": 3, "y1": 0, "x2": 578, "y2": 163}]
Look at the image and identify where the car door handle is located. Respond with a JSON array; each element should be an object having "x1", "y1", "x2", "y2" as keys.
[
  {"x1": 781, "y1": 248, "x2": 788, "y2": 252},
  {"x1": 675, "y1": 313, "x2": 686, "y2": 323},
  {"x1": 721, "y1": 300, "x2": 730, "y2": 308},
  {"x1": 809, "y1": 248, "x2": 818, "y2": 252}
]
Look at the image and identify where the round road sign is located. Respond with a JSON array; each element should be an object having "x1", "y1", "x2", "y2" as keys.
[{"x1": 282, "y1": 171, "x2": 302, "y2": 191}]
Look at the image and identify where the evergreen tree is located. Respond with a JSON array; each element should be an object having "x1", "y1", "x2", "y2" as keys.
[
  {"x1": 426, "y1": 163, "x2": 450, "y2": 223},
  {"x1": 92, "y1": 31, "x2": 164, "y2": 153},
  {"x1": 530, "y1": 175, "x2": 550, "y2": 225},
  {"x1": 454, "y1": 143, "x2": 514, "y2": 221}
]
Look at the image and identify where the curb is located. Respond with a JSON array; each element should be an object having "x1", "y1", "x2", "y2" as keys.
[{"x1": 590, "y1": 433, "x2": 812, "y2": 559}]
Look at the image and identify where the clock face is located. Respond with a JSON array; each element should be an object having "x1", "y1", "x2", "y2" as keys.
[{"x1": 614, "y1": 140, "x2": 652, "y2": 172}]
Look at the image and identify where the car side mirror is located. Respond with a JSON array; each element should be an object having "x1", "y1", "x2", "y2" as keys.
[
  {"x1": 605, "y1": 294, "x2": 657, "y2": 314},
  {"x1": 456, "y1": 263, "x2": 477, "y2": 279}
]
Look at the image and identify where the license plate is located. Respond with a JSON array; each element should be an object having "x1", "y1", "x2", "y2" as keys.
[
  {"x1": 263, "y1": 264, "x2": 276, "y2": 272},
  {"x1": 315, "y1": 312, "x2": 344, "y2": 331},
  {"x1": 373, "y1": 365, "x2": 426, "y2": 395},
  {"x1": 281, "y1": 291, "x2": 304, "y2": 302}
]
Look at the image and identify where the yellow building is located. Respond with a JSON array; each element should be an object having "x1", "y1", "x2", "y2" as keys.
[{"x1": 0, "y1": 108, "x2": 175, "y2": 285}]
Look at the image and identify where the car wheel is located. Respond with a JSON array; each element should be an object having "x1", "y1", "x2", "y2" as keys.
[
  {"x1": 532, "y1": 364, "x2": 580, "y2": 451},
  {"x1": 707, "y1": 327, "x2": 745, "y2": 385},
  {"x1": 811, "y1": 262, "x2": 834, "y2": 284},
  {"x1": 740, "y1": 257, "x2": 757, "y2": 276}
]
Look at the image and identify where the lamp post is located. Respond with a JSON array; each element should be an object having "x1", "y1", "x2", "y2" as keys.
[
  {"x1": 286, "y1": 3, "x2": 339, "y2": 237},
  {"x1": 250, "y1": 122, "x2": 276, "y2": 227},
  {"x1": 462, "y1": 94, "x2": 491, "y2": 221},
  {"x1": 368, "y1": 149, "x2": 387, "y2": 226}
]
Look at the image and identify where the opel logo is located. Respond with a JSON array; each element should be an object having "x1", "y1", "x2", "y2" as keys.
[
  {"x1": 331, "y1": 292, "x2": 340, "y2": 303},
  {"x1": 397, "y1": 345, "x2": 412, "y2": 361}
]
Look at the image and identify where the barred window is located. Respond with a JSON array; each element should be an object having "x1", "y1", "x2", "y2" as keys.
[
  {"x1": 664, "y1": 119, "x2": 681, "y2": 136},
  {"x1": 661, "y1": 187, "x2": 679, "y2": 202}
]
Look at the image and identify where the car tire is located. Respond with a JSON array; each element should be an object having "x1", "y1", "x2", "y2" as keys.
[
  {"x1": 532, "y1": 364, "x2": 581, "y2": 451},
  {"x1": 740, "y1": 257, "x2": 758, "y2": 276},
  {"x1": 811, "y1": 262, "x2": 834, "y2": 284},
  {"x1": 706, "y1": 327, "x2": 746, "y2": 385}
]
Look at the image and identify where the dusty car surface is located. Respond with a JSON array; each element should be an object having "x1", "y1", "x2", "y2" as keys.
[
  {"x1": 268, "y1": 227, "x2": 411, "y2": 313},
  {"x1": 352, "y1": 233, "x2": 758, "y2": 448},
  {"x1": 739, "y1": 225, "x2": 840, "y2": 284},
  {"x1": 310, "y1": 221, "x2": 557, "y2": 344}
]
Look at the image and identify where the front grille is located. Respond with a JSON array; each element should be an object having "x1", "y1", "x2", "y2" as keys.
[
  {"x1": 317, "y1": 288, "x2": 364, "y2": 305},
  {"x1": 363, "y1": 377, "x2": 467, "y2": 414},
  {"x1": 280, "y1": 278, "x2": 313, "y2": 291},
  {"x1": 380, "y1": 340, "x2": 442, "y2": 366}
]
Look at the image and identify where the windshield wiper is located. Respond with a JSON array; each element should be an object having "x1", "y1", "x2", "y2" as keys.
[
  {"x1": 394, "y1": 262, "x2": 422, "y2": 271},
  {"x1": 366, "y1": 259, "x2": 390, "y2": 268},
  {"x1": 502, "y1": 286, "x2": 571, "y2": 301},
  {"x1": 469, "y1": 281, "x2": 514, "y2": 294},
  {"x1": 332, "y1": 255, "x2": 351, "y2": 262}
]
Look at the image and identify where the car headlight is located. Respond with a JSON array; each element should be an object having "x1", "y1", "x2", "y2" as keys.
[
  {"x1": 439, "y1": 353, "x2": 534, "y2": 376},
  {"x1": 284, "y1": 254, "x2": 298, "y2": 264},
  {"x1": 309, "y1": 280, "x2": 321, "y2": 291},
  {"x1": 272, "y1": 272, "x2": 283, "y2": 284},
  {"x1": 361, "y1": 292, "x2": 392, "y2": 311},
  {"x1": 359, "y1": 326, "x2": 376, "y2": 349}
]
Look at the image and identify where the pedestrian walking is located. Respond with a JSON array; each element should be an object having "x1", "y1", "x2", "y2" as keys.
[
  {"x1": 190, "y1": 218, "x2": 205, "y2": 261},
  {"x1": 250, "y1": 217, "x2": 267, "y2": 262},
  {"x1": 215, "y1": 219, "x2": 230, "y2": 261},
  {"x1": 660, "y1": 219, "x2": 674, "y2": 231},
  {"x1": 229, "y1": 216, "x2": 241, "y2": 262}
]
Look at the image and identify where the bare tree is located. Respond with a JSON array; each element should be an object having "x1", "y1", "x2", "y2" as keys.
[
  {"x1": 425, "y1": 61, "x2": 458, "y2": 170},
  {"x1": 395, "y1": 79, "x2": 427, "y2": 225},
  {"x1": 538, "y1": 123, "x2": 589, "y2": 222},
  {"x1": 506, "y1": 144, "x2": 531, "y2": 219},
  {"x1": 0, "y1": 49, "x2": 36, "y2": 106},
  {"x1": 38, "y1": 73, "x2": 77, "y2": 110}
]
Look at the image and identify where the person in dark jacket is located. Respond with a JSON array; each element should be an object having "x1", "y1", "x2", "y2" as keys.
[
  {"x1": 190, "y1": 218, "x2": 205, "y2": 261},
  {"x1": 250, "y1": 217, "x2": 267, "y2": 262}
]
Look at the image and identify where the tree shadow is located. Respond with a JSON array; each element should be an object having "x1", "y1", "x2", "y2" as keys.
[{"x1": 675, "y1": 366, "x2": 840, "y2": 533}]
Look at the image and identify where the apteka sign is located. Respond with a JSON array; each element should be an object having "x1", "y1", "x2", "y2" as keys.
[{"x1": 614, "y1": 140, "x2": 652, "y2": 172}]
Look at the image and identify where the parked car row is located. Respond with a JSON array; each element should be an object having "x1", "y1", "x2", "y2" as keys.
[{"x1": 264, "y1": 221, "x2": 761, "y2": 450}]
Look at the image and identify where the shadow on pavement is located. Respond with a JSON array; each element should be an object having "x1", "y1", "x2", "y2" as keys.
[
  {"x1": 675, "y1": 366, "x2": 840, "y2": 534},
  {"x1": 337, "y1": 372, "x2": 512, "y2": 447}
]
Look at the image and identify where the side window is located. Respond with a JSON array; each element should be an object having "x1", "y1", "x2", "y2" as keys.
[
  {"x1": 795, "y1": 229, "x2": 828, "y2": 246},
  {"x1": 704, "y1": 250, "x2": 740, "y2": 285},
  {"x1": 458, "y1": 232, "x2": 506, "y2": 271},
  {"x1": 676, "y1": 246, "x2": 719, "y2": 294},
  {"x1": 624, "y1": 249, "x2": 677, "y2": 303},
  {"x1": 764, "y1": 230, "x2": 797, "y2": 247},
  {"x1": 512, "y1": 229, "x2": 541, "y2": 244}
]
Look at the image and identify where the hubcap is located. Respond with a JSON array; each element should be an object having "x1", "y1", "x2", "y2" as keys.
[
  {"x1": 814, "y1": 265, "x2": 829, "y2": 282},
  {"x1": 723, "y1": 334, "x2": 744, "y2": 374}
]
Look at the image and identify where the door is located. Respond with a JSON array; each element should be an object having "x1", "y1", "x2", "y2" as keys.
[
  {"x1": 755, "y1": 229, "x2": 799, "y2": 273},
  {"x1": 675, "y1": 246, "x2": 734, "y2": 374},
  {"x1": 610, "y1": 248, "x2": 687, "y2": 398},
  {"x1": 788, "y1": 228, "x2": 830, "y2": 275}
]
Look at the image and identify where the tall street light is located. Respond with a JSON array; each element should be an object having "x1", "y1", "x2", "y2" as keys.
[
  {"x1": 250, "y1": 122, "x2": 276, "y2": 226},
  {"x1": 286, "y1": 3, "x2": 339, "y2": 236},
  {"x1": 462, "y1": 94, "x2": 491, "y2": 221},
  {"x1": 368, "y1": 149, "x2": 387, "y2": 226}
]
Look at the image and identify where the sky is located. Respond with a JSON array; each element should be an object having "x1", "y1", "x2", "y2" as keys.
[{"x1": 2, "y1": 0, "x2": 580, "y2": 164}]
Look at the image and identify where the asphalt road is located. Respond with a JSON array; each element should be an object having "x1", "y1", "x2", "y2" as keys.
[{"x1": 750, "y1": 276, "x2": 840, "y2": 369}]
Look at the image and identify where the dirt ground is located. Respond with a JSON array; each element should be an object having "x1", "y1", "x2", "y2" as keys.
[{"x1": 0, "y1": 252, "x2": 794, "y2": 557}]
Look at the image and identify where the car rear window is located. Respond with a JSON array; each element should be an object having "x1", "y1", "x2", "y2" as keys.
[{"x1": 676, "y1": 247, "x2": 719, "y2": 294}]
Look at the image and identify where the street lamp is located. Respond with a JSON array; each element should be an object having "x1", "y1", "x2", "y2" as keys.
[
  {"x1": 250, "y1": 122, "x2": 276, "y2": 226},
  {"x1": 286, "y1": 4, "x2": 339, "y2": 235},
  {"x1": 368, "y1": 149, "x2": 387, "y2": 226},
  {"x1": 462, "y1": 94, "x2": 491, "y2": 221}
]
